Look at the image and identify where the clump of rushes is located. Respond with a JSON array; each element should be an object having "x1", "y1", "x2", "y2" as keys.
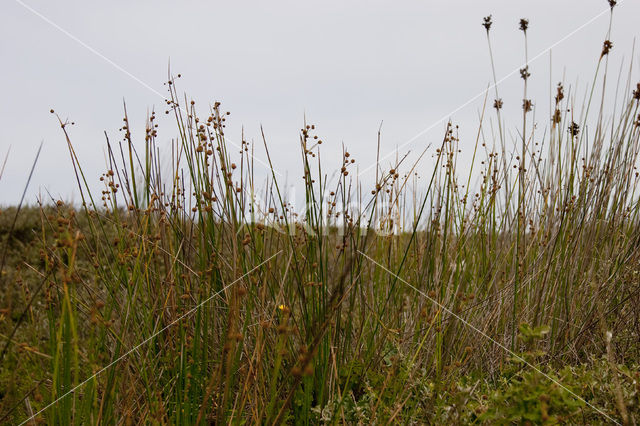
[{"x1": 2, "y1": 6, "x2": 640, "y2": 425}]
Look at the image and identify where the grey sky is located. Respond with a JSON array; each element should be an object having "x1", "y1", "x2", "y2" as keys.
[{"x1": 1, "y1": 1, "x2": 639, "y2": 206}]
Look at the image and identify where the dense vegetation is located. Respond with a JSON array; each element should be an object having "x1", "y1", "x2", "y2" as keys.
[{"x1": 2, "y1": 5, "x2": 640, "y2": 424}]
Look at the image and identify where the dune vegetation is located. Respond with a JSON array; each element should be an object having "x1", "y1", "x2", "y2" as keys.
[{"x1": 1, "y1": 4, "x2": 640, "y2": 424}]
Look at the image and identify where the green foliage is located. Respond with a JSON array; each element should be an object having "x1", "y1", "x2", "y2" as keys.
[
  {"x1": 479, "y1": 369, "x2": 584, "y2": 424},
  {"x1": 476, "y1": 358, "x2": 640, "y2": 425}
]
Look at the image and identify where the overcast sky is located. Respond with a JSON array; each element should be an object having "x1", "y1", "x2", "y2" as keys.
[{"x1": 1, "y1": 1, "x2": 639, "y2": 206}]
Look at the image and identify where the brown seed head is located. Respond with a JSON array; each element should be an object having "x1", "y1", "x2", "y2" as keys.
[
  {"x1": 568, "y1": 121, "x2": 580, "y2": 137},
  {"x1": 632, "y1": 83, "x2": 640, "y2": 101},
  {"x1": 519, "y1": 18, "x2": 529, "y2": 32},
  {"x1": 555, "y1": 83, "x2": 564, "y2": 103},
  {"x1": 482, "y1": 15, "x2": 493, "y2": 31},
  {"x1": 601, "y1": 39, "x2": 613, "y2": 57}
]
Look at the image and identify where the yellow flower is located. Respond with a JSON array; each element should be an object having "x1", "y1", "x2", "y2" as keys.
[{"x1": 278, "y1": 304, "x2": 290, "y2": 314}]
